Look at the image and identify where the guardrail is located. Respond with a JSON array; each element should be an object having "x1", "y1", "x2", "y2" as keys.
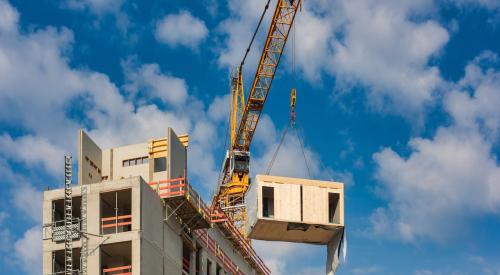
[
  {"x1": 148, "y1": 177, "x2": 210, "y2": 219},
  {"x1": 102, "y1": 265, "x2": 132, "y2": 275},
  {"x1": 101, "y1": 215, "x2": 132, "y2": 233}
]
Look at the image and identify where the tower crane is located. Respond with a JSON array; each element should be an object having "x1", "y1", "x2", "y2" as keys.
[{"x1": 211, "y1": 0, "x2": 302, "y2": 236}]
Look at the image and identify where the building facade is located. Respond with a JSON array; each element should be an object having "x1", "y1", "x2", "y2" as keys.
[{"x1": 42, "y1": 129, "x2": 267, "y2": 275}]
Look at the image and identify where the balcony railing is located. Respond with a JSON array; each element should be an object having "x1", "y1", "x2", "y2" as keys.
[
  {"x1": 103, "y1": 265, "x2": 132, "y2": 275},
  {"x1": 101, "y1": 215, "x2": 132, "y2": 234}
]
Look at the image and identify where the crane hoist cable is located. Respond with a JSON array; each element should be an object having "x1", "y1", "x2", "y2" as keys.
[
  {"x1": 240, "y1": 0, "x2": 272, "y2": 69},
  {"x1": 265, "y1": 89, "x2": 312, "y2": 178}
]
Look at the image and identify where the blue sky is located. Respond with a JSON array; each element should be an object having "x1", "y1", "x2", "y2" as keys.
[{"x1": 0, "y1": 0, "x2": 499, "y2": 274}]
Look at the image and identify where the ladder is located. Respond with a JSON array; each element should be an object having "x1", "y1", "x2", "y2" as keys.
[{"x1": 64, "y1": 156, "x2": 73, "y2": 275}]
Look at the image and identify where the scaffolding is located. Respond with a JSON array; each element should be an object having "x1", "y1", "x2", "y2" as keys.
[
  {"x1": 148, "y1": 176, "x2": 270, "y2": 275},
  {"x1": 80, "y1": 185, "x2": 88, "y2": 275},
  {"x1": 64, "y1": 156, "x2": 73, "y2": 275}
]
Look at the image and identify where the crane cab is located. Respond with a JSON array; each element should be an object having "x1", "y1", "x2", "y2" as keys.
[{"x1": 230, "y1": 150, "x2": 250, "y2": 175}]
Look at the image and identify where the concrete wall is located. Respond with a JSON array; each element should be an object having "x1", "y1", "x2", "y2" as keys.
[
  {"x1": 43, "y1": 178, "x2": 142, "y2": 275},
  {"x1": 112, "y1": 143, "x2": 150, "y2": 181},
  {"x1": 78, "y1": 130, "x2": 103, "y2": 185},
  {"x1": 167, "y1": 127, "x2": 186, "y2": 180},
  {"x1": 140, "y1": 179, "x2": 164, "y2": 275},
  {"x1": 163, "y1": 218, "x2": 183, "y2": 274}
]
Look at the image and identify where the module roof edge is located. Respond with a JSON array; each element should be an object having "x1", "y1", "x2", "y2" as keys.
[{"x1": 256, "y1": 174, "x2": 344, "y2": 189}]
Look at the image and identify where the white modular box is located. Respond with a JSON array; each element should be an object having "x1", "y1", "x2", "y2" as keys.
[{"x1": 246, "y1": 175, "x2": 344, "y2": 244}]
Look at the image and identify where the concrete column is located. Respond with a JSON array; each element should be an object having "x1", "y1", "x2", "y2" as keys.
[{"x1": 189, "y1": 249, "x2": 196, "y2": 275}]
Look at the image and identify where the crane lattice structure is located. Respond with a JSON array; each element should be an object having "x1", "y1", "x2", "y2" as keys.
[
  {"x1": 64, "y1": 156, "x2": 73, "y2": 275},
  {"x1": 211, "y1": 0, "x2": 302, "y2": 236}
]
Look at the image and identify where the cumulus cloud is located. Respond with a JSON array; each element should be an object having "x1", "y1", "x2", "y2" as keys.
[
  {"x1": 0, "y1": 135, "x2": 65, "y2": 176},
  {"x1": 64, "y1": 0, "x2": 128, "y2": 32},
  {"x1": 0, "y1": 0, "x2": 17, "y2": 33},
  {"x1": 253, "y1": 240, "x2": 324, "y2": 275},
  {"x1": 14, "y1": 226, "x2": 42, "y2": 274},
  {"x1": 448, "y1": 0, "x2": 500, "y2": 10},
  {"x1": 123, "y1": 60, "x2": 189, "y2": 106},
  {"x1": 155, "y1": 11, "x2": 208, "y2": 49},
  {"x1": 371, "y1": 53, "x2": 500, "y2": 242},
  {"x1": 217, "y1": 0, "x2": 449, "y2": 118},
  {"x1": 0, "y1": 1, "x2": 222, "y2": 271},
  {"x1": 329, "y1": 0, "x2": 449, "y2": 116},
  {"x1": 250, "y1": 115, "x2": 340, "y2": 182},
  {"x1": 215, "y1": 0, "x2": 271, "y2": 70}
]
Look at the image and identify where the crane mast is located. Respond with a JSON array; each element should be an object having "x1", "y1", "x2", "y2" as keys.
[{"x1": 212, "y1": 0, "x2": 302, "y2": 236}]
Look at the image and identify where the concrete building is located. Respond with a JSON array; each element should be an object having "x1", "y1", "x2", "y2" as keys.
[{"x1": 42, "y1": 129, "x2": 268, "y2": 275}]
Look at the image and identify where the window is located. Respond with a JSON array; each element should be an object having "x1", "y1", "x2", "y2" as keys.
[
  {"x1": 154, "y1": 157, "x2": 167, "y2": 172},
  {"x1": 216, "y1": 264, "x2": 222, "y2": 275},
  {"x1": 328, "y1": 193, "x2": 340, "y2": 224},
  {"x1": 262, "y1": 186, "x2": 274, "y2": 218},
  {"x1": 122, "y1": 156, "x2": 148, "y2": 167}
]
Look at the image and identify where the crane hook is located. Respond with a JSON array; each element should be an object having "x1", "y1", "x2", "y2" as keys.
[{"x1": 290, "y1": 87, "x2": 297, "y2": 126}]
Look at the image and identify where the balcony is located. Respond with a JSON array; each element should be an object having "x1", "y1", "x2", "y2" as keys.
[
  {"x1": 101, "y1": 241, "x2": 132, "y2": 275},
  {"x1": 100, "y1": 189, "x2": 132, "y2": 235}
]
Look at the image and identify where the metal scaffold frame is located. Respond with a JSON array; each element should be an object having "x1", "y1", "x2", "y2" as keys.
[
  {"x1": 80, "y1": 184, "x2": 88, "y2": 275},
  {"x1": 64, "y1": 156, "x2": 73, "y2": 275}
]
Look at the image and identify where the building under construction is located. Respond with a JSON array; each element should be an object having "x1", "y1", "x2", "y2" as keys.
[
  {"x1": 43, "y1": 129, "x2": 270, "y2": 275},
  {"x1": 42, "y1": 0, "x2": 346, "y2": 274}
]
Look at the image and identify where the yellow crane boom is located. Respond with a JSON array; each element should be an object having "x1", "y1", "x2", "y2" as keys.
[{"x1": 212, "y1": 0, "x2": 302, "y2": 236}]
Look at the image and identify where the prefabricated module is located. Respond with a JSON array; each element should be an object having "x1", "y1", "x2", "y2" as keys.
[{"x1": 42, "y1": 0, "x2": 345, "y2": 274}]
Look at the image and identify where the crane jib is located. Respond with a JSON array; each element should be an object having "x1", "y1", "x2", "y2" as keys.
[{"x1": 233, "y1": 0, "x2": 302, "y2": 151}]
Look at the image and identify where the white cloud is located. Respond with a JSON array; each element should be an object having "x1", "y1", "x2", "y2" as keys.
[
  {"x1": 445, "y1": 52, "x2": 500, "y2": 138},
  {"x1": 448, "y1": 0, "x2": 500, "y2": 10},
  {"x1": 0, "y1": 0, "x2": 18, "y2": 33},
  {"x1": 217, "y1": 0, "x2": 449, "y2": 118},
  {"x1": 64, "y1": 0, "x2": 128, "y2": 32},
  {"x1": 371, "y1": 53, "x2": 500, "y2": 242},
  {"x1": 14, "y1": 226, "x2": 42, "y2": 274},
  {"x1": 250, "y1": 115, "x2": 337, "y2": 181},
  {"x1": 12, "y1": 184, "x2": 42, "y2": 223},
  {"x1": 328, "y1": 0, "x2": 448, "y2": 116},
  {"x1": 215, "y1": 0, "x2": 270, "y2": 70},
  {"x1": 253, "y1": 240, "x2": 324, "y2": 275},
  {"x1": 123, "y1": 60, "x2": 189, "y2": 106},
  {"x1": 0, "y1": 134, "x2": 65, "y2": 176},
  {"x1": 155, "y1": 11, "x2": 208, "y2": 49}
]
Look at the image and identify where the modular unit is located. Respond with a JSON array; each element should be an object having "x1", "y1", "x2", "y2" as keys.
[{"x1": 246, "y1": 175, "x2": 344, "y2": 244}]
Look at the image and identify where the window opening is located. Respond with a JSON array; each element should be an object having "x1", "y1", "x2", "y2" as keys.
[
  {"x1": 262, "y1": 186, "x2": 274, "y2": 218},
  {"x1": 328, "y1": 193, "x2": 340, "y2": 224}
]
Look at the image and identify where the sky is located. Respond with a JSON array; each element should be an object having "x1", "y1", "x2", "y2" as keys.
[{"x1": 0, "y1": 0, "x2": 499, "y2": 274}]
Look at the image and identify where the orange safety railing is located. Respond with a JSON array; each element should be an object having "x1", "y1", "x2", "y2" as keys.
[
  {"x1": 148, "y1": 177, "x2": 187, "y2": 198},
  {"x1": 211, "y1": 211, "x2": 270, "y2": 275},
  {"x1": 101, "y1": 215, "x2": 132, "y2": 232},
  {"x1": 193, "y1": 229, "x2": 244, "y2": 275},
  {"x1": 148, "y1": 177, "x2": 210, "y2": 219},
  {"x1": 148, "y1": 174, "x2": 269, "y2": 275},
  {"x1": 102, "y1": 265, "x2": 132, "y2": 275},
  {"x1": 182, "y1": 257, "x2": 190, "y2": 273}
]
